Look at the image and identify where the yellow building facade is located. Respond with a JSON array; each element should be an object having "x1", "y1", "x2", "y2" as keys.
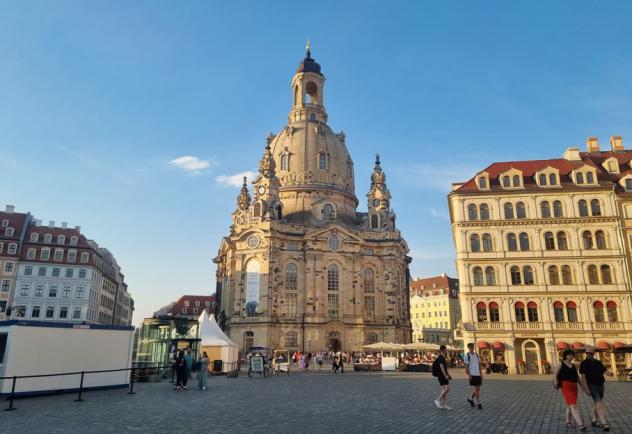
[
  {"x1": 214, "y1": 45, "x2": 411, "y2": 353},
  {"x1": 409, "y1": 274, "x2": 460, "y2": 345},
  {"x1": 449, "y1": 137, "x2": 632, "y2": 374}
]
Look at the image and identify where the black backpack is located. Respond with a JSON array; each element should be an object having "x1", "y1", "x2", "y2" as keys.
[{"x1": 431, "y1": 358, "x2": 440, "y2": 377}]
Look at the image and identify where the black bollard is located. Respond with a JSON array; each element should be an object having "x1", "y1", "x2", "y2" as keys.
[
  {"x1": 74, "y1": 371, "x2": 85, "y2": 402},
  {"x1": 4, "y1": 376, "x2": 17, "y2": 411}
]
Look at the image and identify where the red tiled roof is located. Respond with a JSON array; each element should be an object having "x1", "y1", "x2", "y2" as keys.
[
  {"x1": 20, "y1": 224, "x2": 94, "y2": 265},
  {"x1": 0, "y1": 211, "x2": 31, "y2": 257},
  {"x1": 169, "y1": 295, "x2": 216, "y2": 316},
  {"x1": 410, "y1": 274, "x2": 459, "y2": 296},
  {"x1": 455, "y1": 149, "x2": 632, "y2": 193}
]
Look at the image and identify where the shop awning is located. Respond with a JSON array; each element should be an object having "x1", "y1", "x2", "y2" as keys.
[
  {"x1": 596, "y1": 341, "x2": 611, "y2": 351},
  {"x1": 477, "y1": 341, "x2": 491, "y2": 350},
  {"x1": 613, "y1": 341, "x2": 626, "y2": 350},
  {"x1": 557, "y1": 341, "x2": 570, "y2": 350},
  {"x1": 572, "y1": 341, "x2": 585, "y2": 350},
  {"x1": 492, "y1": 341, "x2": 505, "y2": 350}
]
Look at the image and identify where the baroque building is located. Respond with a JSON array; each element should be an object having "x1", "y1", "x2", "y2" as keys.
[
  {"x1": 449, "y1": 136, "x2": 632, "y2": 375},
  {"x1": 409, "y1": 274, "x2": 460, "y2": 345},
  {"x1": 214, "y1": 44, "x2": 411, "y2": 353}
]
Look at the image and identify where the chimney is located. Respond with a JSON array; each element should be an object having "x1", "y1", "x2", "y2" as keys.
[
  {"x1": 586, "y1": 136, "x2": 600, "y2": 153},
  {"x1": 610, "y1": 136, "x2": 624, "y2": 152},
  {"x1": 5, "y1": 205, "x2": 14, "y2": 213},
  {"x1": 61, "y1": 222, "x2": 68, "y2": 228},
  {"x1": 35, "y1": 219, "x2": 41, "y2": 227},
  {"x1": 563, "y1": 147, "x2": 581, "y2": 161},
  {"x1": 49, "y1": 220, "x2": 55, "y2": 227},
  {"x1": 75, "y1": 225, "x2": 81, "y2": 232}
]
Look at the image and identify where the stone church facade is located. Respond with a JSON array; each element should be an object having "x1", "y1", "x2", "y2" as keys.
[{"x1": 214, "y1": 44, "x2": 411, "y2": 353}]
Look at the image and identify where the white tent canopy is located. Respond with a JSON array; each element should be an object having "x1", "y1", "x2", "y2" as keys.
[{"x1": 198, "y1": 310, "x2": 238, "y2": 372}]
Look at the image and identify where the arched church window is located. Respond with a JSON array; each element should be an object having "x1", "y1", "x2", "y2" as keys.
[
  {"x1": 253, "y1": 202, "x2": 261, "y2": 217},
  {"x1": 286, "y1": 263, "x2": 297, "y2": 290},
  {"x1": 319, "y1": 153, "x2": 327, "y2": 170},
  {"x1": 305, "y1": 81, "x2": 318, "y2": 105},
  {"x1": 327, "y1": 265, "x2": 339, "y2": 291},
  {"x1": 363, "y1": 268, "x2": 375, "y2": 293},
  {"x1": 281, "y1": 154, "x2": 289, "y2": 171},
  {"x1": 276, "y1": 204, "x2": 282, "y2": 220}
]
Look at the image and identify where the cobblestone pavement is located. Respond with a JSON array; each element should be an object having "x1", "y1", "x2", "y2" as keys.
[{"x1": 2, "y1": 370, "x2": 631, "y2": 434}]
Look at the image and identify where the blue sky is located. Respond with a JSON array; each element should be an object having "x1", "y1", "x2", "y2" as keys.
[{"x1": 2, "y1": 1, "x2": 632, "y2": 324}]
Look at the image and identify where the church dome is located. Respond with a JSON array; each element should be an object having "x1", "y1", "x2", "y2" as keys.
[
  {"x1": 296, "y1": 55, "x2": 322, "y2": 75},
  {"x1": 269, "y1": 122, "x2": 354, "y2": 196}
]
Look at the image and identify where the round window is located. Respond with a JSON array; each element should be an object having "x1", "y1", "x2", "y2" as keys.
[
  {"x1": 328, "y1": 235, "x2": 340, "y2": 252},
  {"x1": 247, "y1": 235, "x2": 260, "y2": 249}
]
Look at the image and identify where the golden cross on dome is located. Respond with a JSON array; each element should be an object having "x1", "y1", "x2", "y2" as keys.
[{"x1": 306, "y1": 37, "x2": 311, "y2": 58}]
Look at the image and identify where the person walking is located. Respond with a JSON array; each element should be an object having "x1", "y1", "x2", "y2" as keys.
[
  {"x1": 184, "y1": 348, "x2": 194, "y2": 385},
  {"x1": 554, "y1": 349, "x2": 588, "y2": 431},
  {"x1": 464, "y1": 342, "x2": 483, "y2": 409},
  {"x1": 580, "y1": 346, "x2": 613, "y2": 431},
  {"x1": 198, "y1": 352, "x2": 209, "y2": 391},
  {"x1": 175, "y1": 350, "x2": 186, "y2": 391},
  {"x1": 433, "y1": 345, "x2": 452, "y2": 410}
]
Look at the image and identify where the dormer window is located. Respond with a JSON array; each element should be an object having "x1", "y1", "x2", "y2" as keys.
[
  {"x1": 538, "y1": 174, "x2": 547, "y2": 186},
  {"x1": 501, "y1": 169, "x2": 523, "y2": 189},
  {"x1": 5, "y1": 227, "x2": 14, "y2": 236},
  {"x1": 478, "y1": 177, "x2": 487, "y2": 189},
  {"x1": 586, "y1": 172, "x2": 595, "y2": 184},
  {"x1": 512, "y1": 175, "x2": 521, "y2": 187},
  {"x1": 44, "y1": 233, "x2": 52, "y2": 243},
  {"x1": 549, "y1": 174, "x2": 557, "y2": 185},
  {"x1": 576, "y1": 172, "x2": 584, "y2": 184},
  {"x1": 30, "y1": 233, "x2": 39, "y2": 243},
  {"x1": 57, "y1": 235, "x2": 65, "y2": 245},
  {"x1": 502, "y1": 176, "x2": 510, "y2": 188},
  {"x1": 1, "y1": 220, "x2": 8, "y2": 227},
  {"x1": 70, "y1": 236, "x2": 78, "y2": 246},
  {"x1": 318, "y1": 153, "x2": 327, "y2": 170}
]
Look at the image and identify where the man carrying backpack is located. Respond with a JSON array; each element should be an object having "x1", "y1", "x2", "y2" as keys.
[
  {"x1": 432, "y1": 345, "x2": 452, "y2": 410},
  {"x1": 464, "y1": 342, "x2": 483, "y2": 409}
]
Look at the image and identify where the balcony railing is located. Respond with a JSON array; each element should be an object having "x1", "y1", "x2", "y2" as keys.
[
  {"x1": 594, "y1": 321, "x2": 623, "y2": 330},
  {"x1": 553, "y1": 322, "x2": 581, "y2": 330},
  {"x1": 476, "y1": 321, "x2": 503, "y2": 329},
  {"x1": 515, "y1": 322, "x2": 541, "y2": 329}
]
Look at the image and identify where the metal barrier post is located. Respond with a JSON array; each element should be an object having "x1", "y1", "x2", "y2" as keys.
[
  {"x1": 127, "y1": 368, "x2": 135, "y2": 395},
  {"x1": 4, "y1": 376, "x2": 17, "y2": 411},
  {"x1": 74, "y1": 371, "x2": 85, "y2": 402}
]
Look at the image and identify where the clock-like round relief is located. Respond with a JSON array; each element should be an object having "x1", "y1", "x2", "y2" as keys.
[
  {"x1": 247, "y1": 235, "x2": 260, "y2": 248},
  {"x1": 258, "y1": 186, "x2": 266, "y2": 195}
]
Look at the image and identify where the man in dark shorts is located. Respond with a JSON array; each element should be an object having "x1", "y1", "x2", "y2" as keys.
[
  {"x1": 434, "y1": 345, "x2": 452, "y2": 410},
  {"x1": 464, "y1": 342, "x2": 483, "y2": 409},
  {"x1": 579, "y1": 346, "x2": 613, "y2": 431}
]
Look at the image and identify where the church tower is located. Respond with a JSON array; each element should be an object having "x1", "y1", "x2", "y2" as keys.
[{"x1": 215, "y1": 43, "x2": 411, "y2": 353}]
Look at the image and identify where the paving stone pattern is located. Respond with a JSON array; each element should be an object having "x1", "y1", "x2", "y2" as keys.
[{"x1": 2, "y1": 370, "x2": 631, "y2": 433}]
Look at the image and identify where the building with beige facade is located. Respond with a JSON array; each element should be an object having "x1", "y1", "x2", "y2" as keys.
[
  {"x1": 449, "y1": 136, "x2": 632, "y2": 374},
  {"x1": 409, "y1": 274, "x2": 460, "y2": 345},
  {"x1": 214, "y1": 44, "x2": 411, "y2": 353}
]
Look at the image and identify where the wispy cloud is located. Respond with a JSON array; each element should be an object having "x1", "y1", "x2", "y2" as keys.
[
  {"x1": 59, "y1": 146, "x2": 136, "y2": 185},
  {"x1": 169, "y1": 156, "x2": 216, "y2": 174},
  {"x1": 397, "y1": 162, "x2": 482, "y2": 191},
  {"x1": 429, "y1": 207, "x2": 450, "y2": 220},
  {"x1": 215, "y1": 171, "x2": 257, "y2": 187}
]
